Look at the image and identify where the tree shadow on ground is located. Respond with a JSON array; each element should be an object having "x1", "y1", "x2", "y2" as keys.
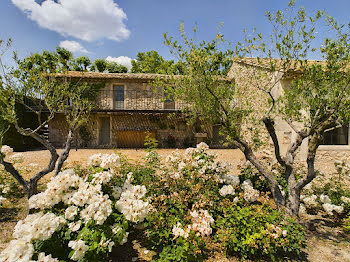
[
  {"x1": 0, "y1": 207, "x2": 21, "y2": 222},
  {"x1": 110, "y1": 229, "x2": 150, "y2": 262},
  {"x1": 302, "y1": 216, "x2": 350, "y2": 243}
]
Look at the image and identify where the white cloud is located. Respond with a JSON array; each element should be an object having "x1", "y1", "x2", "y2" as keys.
[
  {"x1": 12, "y1": 0, "x2": 130, "y2": 42},
  {"x1": 106, "y1": 56, "x2": 133, "y2": 70},
  {"x1": 59, "y1": 40, "x2": 89, "y2": 53}
]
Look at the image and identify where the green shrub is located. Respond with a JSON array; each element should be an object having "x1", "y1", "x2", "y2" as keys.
[
  {"x1": 215, "y1": 204, "x2": 306, "y2": 260},
  {"x1": 344, "y1": 216, "x2": 350, "y2": 233}
]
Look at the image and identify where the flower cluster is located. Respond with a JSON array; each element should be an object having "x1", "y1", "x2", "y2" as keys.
[
  {"x1": 0, "y1": 240, "x2": 34, "y2": 262},
  {"x1": 165, "y1": 143, "x2": 230, "y2": 180},
  {"x1": 189, "y1": 209, "x2": 214, "y2": 236},
  {"x1": 172, "y1": 209, "x2": 214, "y2": 239},
  {"x1": 242, "y1": 180, "x2": 260, "y2": 202},
  {"x1": 1, "y1": 165, "x2": 142, "y2": 261},
  {"x1": 172, "y1": 222, "x2": 191, "y2": 239},
  {"x1": 116, "y1": 179, "x2": 150, "y2": 223},
  {"x1": 221, "y1": 173, "x2": 240, "y2": 186},
  {"x1": 335, "y1": 160, "x2": 350, "y2": 176},
  {"x1": 219, "y1": 185, "x2": 235, "y2": 197},
  {"x1": 0, "y1": 145, "x2": 13, "y2": 155},
  {"x1": 265, "y1": 223, "x2": 287, "y2": 239},
  {"x1": 87, "y1": 153, "x2": 120, "y2": 169},
  {"x1": 0, "y1": 212, "x2": 65, "y2": 261},
  {"x1": 13, "y1": 212, "x2": 66, "y2": 242},
  {"x1": 28, "y1": 169, "x2": 83, "y2": 209},
  {"x1": 322, "y1": 203, "x2": 344, "y2": 216},
  {"x1": 68, "y1": 240, "x2": 89, "y2": 261}
]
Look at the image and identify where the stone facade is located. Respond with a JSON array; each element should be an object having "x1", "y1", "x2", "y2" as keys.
[
  {"x1": 228, "y1": 59, "x2": 349, "y2": 161},
  {"x1": 48, "y1": 75, "x2": 213, "y2": 148},
  {"x1": 49, "y1": 112, "x2": 197, "y2": 148}
]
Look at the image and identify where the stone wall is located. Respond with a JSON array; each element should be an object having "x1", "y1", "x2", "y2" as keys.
[
  {"x1": 48, "y1": 112, "x2": 196, "y2": 148},
  {"x1": 98, "y1": 79, "x2": 185, "y2": 111},
  {"x1": 228, "y1": 62, "x2": 310, "y2": 160}
]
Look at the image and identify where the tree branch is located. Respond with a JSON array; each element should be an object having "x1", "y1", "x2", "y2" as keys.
[
  {"x1": 54, "y1": 129, "x2": 74, "y2": 176},
  {"x1": 263, "y1": 117, "x2": 286, "y2": 167},
  {"x1": 0, "y1": 157, "x2": 28, "y2": 192}
]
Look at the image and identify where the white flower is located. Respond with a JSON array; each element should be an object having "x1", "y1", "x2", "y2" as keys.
[
  {"x1": 0, "y1": 145, "x2": 13, "y2": 155},
  {"x1": 320, "y1": 194, "x2": 332, "y2": 204},
  {"x1": 116, "y1": 184, "x2": 149, "y2": 223},
  {"x1": 100, "y1": 153, "x2": 120, "y2": 169},
  {"x1": 196, "y1": 142, "x2": 209, "y2": 151},
  {"x1": 0, "y1": 196, "x2": 6, "y2": 205},
  {"x1": 37, "y1": 252, "x2": 59, "y2": 262},
  {"x1": 222, "y1": 174, "x2": 240, "y2": 186},
  {"x1": 99, "y1": 239, "x2": 115, "y2": 252},
  {"x1": 92, "y1": 171, "x2": 113, "y2": 185},
  {"x1": 189, "y1": 209, "x2": 214, "y2": 236},
  {"x1": 341, "y1": 196, "x2": 350, "y2": 204},
  {"x1": 13, "y1": 212, "x2": 66, "y2": 242},
  {"x1": 87, "y1": 153, "x2": 102, "y2": 166},
  {"x1": 322, "y1": 203, "x2": 344, "y2": 215},
  {"x1": 172, "y1": 222, "x2": 190, "y2": 239},
  {"x1": 282, "y1": 230, "x2": 287, "y2": 237},
  {"x1": 68, "y1": 240, "x2": 89, "y2": 261},
  {"x1": 219, "y1": 185, "x2": 235, "y2": 197},
  {"x1": 68, "y1": 221, "x2": 82, "y2": 232},
  {"x1": 303, "y1": 195, "x2": 318, "y2": 208},
  {"x1": 65, "y1": 206, "x2": 78, "y2": 220},
  {"x1": 241, "y1": 181, "x2": 259, "y2": 203},
  {"x1": 0, "y1": 240, "x2": 33, "y2": 262}
]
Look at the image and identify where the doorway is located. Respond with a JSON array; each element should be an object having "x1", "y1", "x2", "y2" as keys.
[{"x1": 99, "y1": 117, "x2": 110, "y2": 145}]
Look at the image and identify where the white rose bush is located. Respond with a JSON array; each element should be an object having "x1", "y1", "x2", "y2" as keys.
[
  {"x1": 0, "y1": 143, "x2": 314, "y2": 261},
  {"x1": 299, "y1": 160, "x2": 350, "y2": 219},
  {"x1": 141, "y1": 143, "x2": 305, "y2": 261},
  {"x1": 0, "y1": 152, "x2": 150, "y2": 261}
]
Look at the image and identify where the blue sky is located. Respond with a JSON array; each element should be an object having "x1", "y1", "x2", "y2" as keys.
[{"x1": 1, "y1": 0, "x2": 349, "y2": 69}]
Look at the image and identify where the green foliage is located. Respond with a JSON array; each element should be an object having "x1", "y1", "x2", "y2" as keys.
[
  {"x1": 144, "y1": 132, "x2": 158, "y2": 152},
  {"x1": 92, "y1": 58, "x2": 108, "y2": 72},
  {"x1": 302, "y1": 161, "x2": 350, "y2": 216},
  {"x1": 344, "y1": 216, "x2": 350, "y2": 233},
  {"x1": 143, "y1": 132, "x2": 160, "y2": 167},
  {"x1": 79, "y1": 125, "x2": 92, "y2": 148},
  {"x1": 106, "y1": 61, "x2": 128, "y2": 73},
  {"x1": 91, "y1": 59, "x2": 128, "y2": 73},
  {"x1": 0, "y1": 168, "x2": 24, "y2": 200},
  {"x1": 72, "y1": 56, "x2": 91, "y2": 71},
  {"x1": 131, "y1": 50, "x2": 184, "y2": 75},
  {"x1": 162, "y1": 23, "x2": 238, "y2": 141},
  {"x1": 215, "y1": 204, "x2": 306, "y2": 260}
]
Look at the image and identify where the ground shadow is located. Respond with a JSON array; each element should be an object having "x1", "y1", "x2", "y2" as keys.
[{"x1": 0, "y1": 207, "x2": 21, "y2": 222}]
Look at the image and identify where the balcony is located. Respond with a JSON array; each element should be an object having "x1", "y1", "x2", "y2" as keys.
[{"x1": 96, "y1": 89, "x2": 184, "y2": 112}]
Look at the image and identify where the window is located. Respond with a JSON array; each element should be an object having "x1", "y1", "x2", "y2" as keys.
[
  {"x1": 322, "y1": 123, "x2": 349, "y2": 145},
  {"x1": 114, "y1": 86, "x2": 124, "y2": 109},
  {"x1": 164, "y1": 88, "x2": 175, "y2": 110}
]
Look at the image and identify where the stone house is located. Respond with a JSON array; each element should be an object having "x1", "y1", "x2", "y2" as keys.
[
  {"x1": 229, "y1": 57, "x2": 350, "y2": 161},
  {"x1": 48, "y1": 72, "x2": 218, "y2": 148},
  {"x1": 48, "y1": 59, "x2": 349, "y2": 155}
]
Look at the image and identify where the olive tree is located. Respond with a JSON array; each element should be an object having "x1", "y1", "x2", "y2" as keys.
[
  {"x1": 163, "y1": 2, "x2": 350, "y2": 216},
  {"x1": 0, "y1": 44, "x2": 95, "y2": 197}
]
